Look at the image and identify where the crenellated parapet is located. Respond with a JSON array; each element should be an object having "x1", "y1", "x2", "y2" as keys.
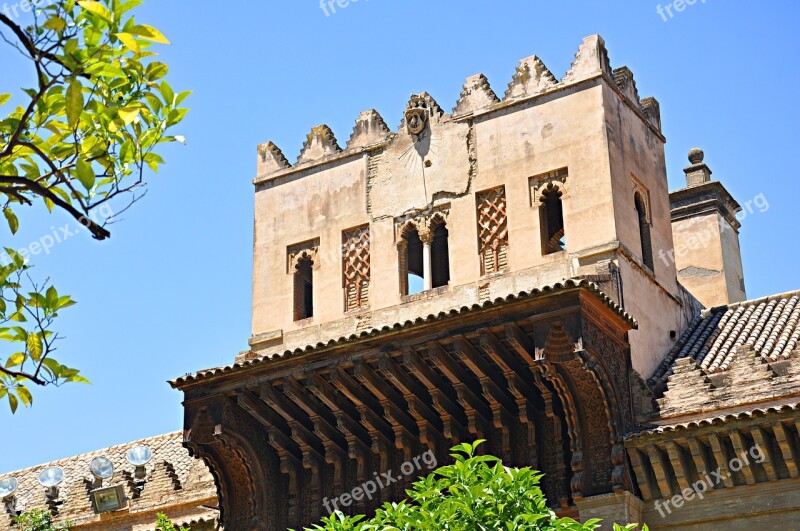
[
  {"x1": 562, "y1": 34, "x2": 612, "y2": 85},
  {"x1": 347, "y1": 109, "x2": 392, "y2": 150},
  {"x1": 613, "y1": 67, "x2": 640, "y2": 106},
  {"x1": 453, "y1": 73, "x2": 499, "y2": 116},
  {"x1": 297, "y1": 124, "x2": 342, "y2": 165},
  {"x1": 256, "y1": 141, "x2": 291, "y2": 176},
  {"x1": 254, "y1": 34, "x2": 664, "y2": 182},
  {"x1": 504, "y1": 55, "x2": 558, "y2": 101}
]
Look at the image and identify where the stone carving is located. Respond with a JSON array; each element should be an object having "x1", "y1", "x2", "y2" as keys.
[
  {"x1": 371, "y1": 92, "x2": 469, "y2": 217},
  {"x1": 404, "y1": 94, "x2": 439, "y2": 136},
  {"x1": 393, "y1": 206, "x2": 450, "y2": 243},
  {"x1": 287, "y1": 239, "x2": 320, "y2": 273},
  {"x1": 531, "y1": 168, "x2": 569, "y2": 205}
]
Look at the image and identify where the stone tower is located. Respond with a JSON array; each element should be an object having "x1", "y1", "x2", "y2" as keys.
[
  {"x1": 173, "y1": 35, "x2": 707, "y2": 529},
  {"x1": 669, "y1": 148, "x2": 746, "y2": 308},
  {"x1": 248, "y1": 35, "x2": 696, "y2": 379}
]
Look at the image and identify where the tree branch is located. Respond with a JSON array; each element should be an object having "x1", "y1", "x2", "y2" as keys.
[{"x1": 0, "y1": 175, "x2": 111, "y2": 239}]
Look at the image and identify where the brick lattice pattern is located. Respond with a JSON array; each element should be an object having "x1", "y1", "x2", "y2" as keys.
[
  {"x1": 342, "y1": 225, "x2": 371, "y2": 311},
  {"x1": 476, "y1": 186, "x2": 509, "y2": 275}
]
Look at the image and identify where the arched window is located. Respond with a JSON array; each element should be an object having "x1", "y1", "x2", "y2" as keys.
[
  {"x1": 430, "y1": 218, "x2": 450, "y2": 288},
  {"x1": 635, "y1": 193, "x2": 654, "y2": 271},
  {"x1": 293, "y1": 256, "x2": 314, "y2": 320},
  {"x1": 400, "y1": 224, "x2": 424, "y2": 295},
  {"x1": 539, "y1": 184, "x2": 565, "y2": 254}
]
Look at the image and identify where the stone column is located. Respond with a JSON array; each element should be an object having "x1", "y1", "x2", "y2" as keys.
[{"x1": 420, "y1": 229, "x2": 433, "y2": 291}]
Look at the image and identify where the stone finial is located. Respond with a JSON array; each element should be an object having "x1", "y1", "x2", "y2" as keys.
[
  {"x1": 454, "y1": 74, "x2": 499, "y2": 116},
  {"x1": 562, "y1": 34, "x2": 612, "y2": 85},
  {"x1": 297, "y1": 125, "x2": 342, "y2": 164},
  {"x1": 684, "y1": 147, "x2": 712, "y2": 187},
  {"x1": 257, "y1": 141, "x2": 291, "y2": 176},
  {"x1": 347, "y1": 109, "x2": 391, "y2": 150},
  {"x1": 504, "y1": 55, "x2": 558, "y2": 100},
  {"x1": 641, "y1": 97, "x2": 661, "y2": 132},
  {"x1": 612, "y1": 67, "x2": 640, "y2": 106}
]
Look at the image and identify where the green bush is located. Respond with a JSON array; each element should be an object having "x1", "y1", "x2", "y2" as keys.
[
  {"x1": 13, "y1": 509, "x2": 70, "y2": 531},
  {"x1": 299, "y1": 441, "x2": 647, "y2": 531},
  {"x1": 155, "y1": 512, "x2": 190, "y2": 531}
]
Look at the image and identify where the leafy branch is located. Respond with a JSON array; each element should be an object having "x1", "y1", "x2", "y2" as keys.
[{"x1": 0, "y1": 0, "x2": 189, "y2": 413}]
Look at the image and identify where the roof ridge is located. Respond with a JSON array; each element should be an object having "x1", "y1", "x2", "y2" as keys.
[
  {"x1": 704, "y1": 289, "x2": 800, "y2": 315},
  {"x1": 172, "y1": 278, "x2": 634, "y2": 387},
  {"x1": 0, "y1": 431, "x2": 183, "y2": 477}
]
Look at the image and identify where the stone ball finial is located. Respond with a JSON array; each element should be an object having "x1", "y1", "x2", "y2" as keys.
[{"x1": 688, "y1": 148, "x2": 705, "y2": 165}]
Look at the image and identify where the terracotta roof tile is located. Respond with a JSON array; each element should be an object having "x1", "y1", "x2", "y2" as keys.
[
  {"x1": 171, "y1": 279, "x2": 636, "y2": 388},
  {"x1": 626, "y1": 401, "x2": 800, "y2": 440},
  {"x1": 649, "y1": 290, "x2": 800, "y2": 388}
]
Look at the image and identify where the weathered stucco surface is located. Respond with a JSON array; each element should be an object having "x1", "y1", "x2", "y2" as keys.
[{"x1": 248, "y1": 34, "x2": 704, "y2": 380}]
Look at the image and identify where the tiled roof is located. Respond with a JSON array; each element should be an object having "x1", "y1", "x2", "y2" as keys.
[
  {"x1": 650, "y1": 290, "x2": 800, "y2": 387},
  {"x1": 171, "y1": 279, "x2": 636, "y2": 387},
  {"x1": 626, "y1": 401, "x2": 800, "y2": 440},
  {"x1": 0, "y1": 432, "x2": 217, "y2": 529}
]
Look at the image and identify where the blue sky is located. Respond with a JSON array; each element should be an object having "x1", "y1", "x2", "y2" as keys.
[{"x1": 2, "y1": 0, "x2": 798, "y2": 472}]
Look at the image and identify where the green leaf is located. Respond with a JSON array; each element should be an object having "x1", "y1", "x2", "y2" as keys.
[
  {"x1": 0, "y1": 93, "x2": 10, "y2": 107},
  {"x1": 56, "y1": 296, "x2": 76, "y2": 310},
  {"x1": 5, "y1": 352, "x2": 25, "y2": 368},
  {"x1": 76, "y1": 158, "x2": 95, "y2": 191},
  {"x1": 77, "y1": 0, "x2": 113, "y2": 22},
  {"x1": 46, "y1": 286, "x2": 58, "y2": 309},
  {"x1": 115, "y1": 0, "x2": 143, "y2": 16},
  {"x1": 43, "y1": 16, "x2": 67, "y2": 32},
  {"x1": 114, "y1": 32, "x2": 140, "y2": 53},
  {"x1": 118, "y1": 106, "x2": 141, "y2": 125},
  {"x1": 160, "y1": 80, "x2": 175, "y2": 105},
  {"x1": 145, "y1": 62, "x2": 168, "y2": 81},
  {"x1": 85, "y1": 61, "x2": 126, "y2": 79},
  {"x1": 27, "y1": 334, "x2": 42, "y2": 360},
  {"x1": 130, "y1": 24, "x2": 170, "y2": 44},
  {"x1": 65, "y1": 79, "x2": 84, "y2": 128},
  {"x1": 16, "y1": 386, "x2": 32, "y2": 407},
  {"x1": 8, "y1": 393, "x2": 18, "y2": 414},
  {"x1": 3, "y1": 208, "x2": 18, "y2": 234}
]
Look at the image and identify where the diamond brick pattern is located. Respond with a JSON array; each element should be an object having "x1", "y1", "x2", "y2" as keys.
[
  {"x1": 476, "y1": 186, "x2": 509, "y2": 275},
  {"x1": 342, "y1": 225, "x2": 371, "y2": 311}
]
